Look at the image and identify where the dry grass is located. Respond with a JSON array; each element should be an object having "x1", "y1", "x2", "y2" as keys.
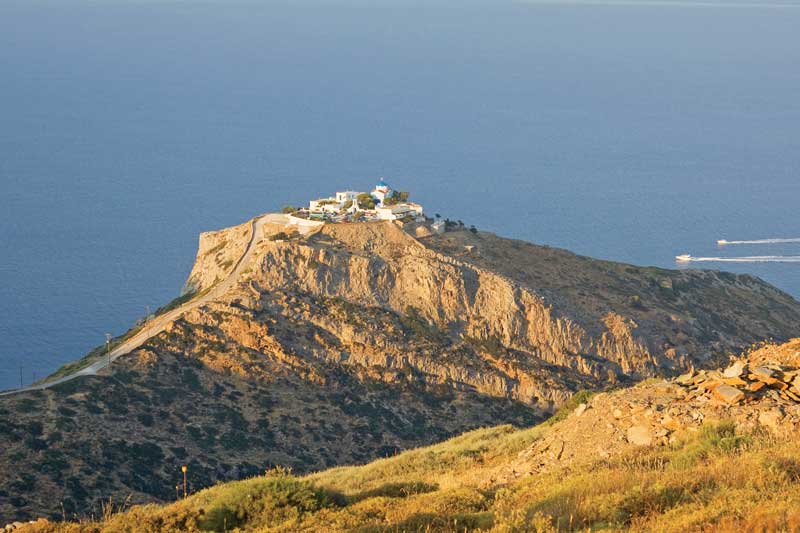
[
  {"x1": 18, "y1": 420, "x2": 800, "y2": 532},
  {"x1": 306, "y1": 424, "x2": 546, "y2": 495}
]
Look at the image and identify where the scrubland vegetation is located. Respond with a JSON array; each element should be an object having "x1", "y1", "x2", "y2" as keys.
[{"x1": 20, "y1": 413, "x2": 800, "y2": 532}]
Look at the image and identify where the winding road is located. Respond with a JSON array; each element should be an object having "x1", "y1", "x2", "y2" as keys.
[{"x1": 0, "y1": 213, "x2": 307, "y2": 396}]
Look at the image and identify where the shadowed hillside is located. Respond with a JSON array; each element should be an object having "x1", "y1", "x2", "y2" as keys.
[{"x1": 15, "y1": 339, "x2": 800, "y2": 532}]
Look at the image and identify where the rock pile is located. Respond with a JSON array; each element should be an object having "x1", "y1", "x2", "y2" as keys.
[
  {"x1": 674, "y1": 359, "x2": 800, "y2": 406},
  {"x1": 496, "y1": 342, "x2": 800, "y2": 485}
]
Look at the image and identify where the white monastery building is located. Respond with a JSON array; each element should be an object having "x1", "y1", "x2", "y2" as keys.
[{"x1": 306, "y1": 179, "x2": 424, "y2": 222}]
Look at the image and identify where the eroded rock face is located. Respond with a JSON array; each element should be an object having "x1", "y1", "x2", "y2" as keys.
[
  {"x1": 185, "y1": 219, "x2": 800, "y2": 406},
  {"x1": 182, "y1": 218, "x2": 254, "y2": 294}
]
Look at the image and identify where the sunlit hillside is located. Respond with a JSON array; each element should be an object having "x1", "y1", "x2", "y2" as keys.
[{"x1": 18, "y1": 340, "x2": 800, "y2": 532}]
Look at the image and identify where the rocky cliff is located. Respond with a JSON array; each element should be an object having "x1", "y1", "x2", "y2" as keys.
[
  {"x1": 181, "y1": 218, "x2": 254, "y2": 295},
  {"x1": 2, "y1": 216, "x2": 799, "y2": 522},
  {"x1": 185, "y1": 219, "x2": 800, "y2": 408}
]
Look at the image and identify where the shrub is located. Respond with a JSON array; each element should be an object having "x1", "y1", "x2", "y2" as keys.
[
  {"x1": 351, "y1": 481, "x2": 438, "y2": 502},
  {"x1": 57, "y1": 406, "x2": 77, "y2": 417},
  {"x1": 400, "y1": 306, "x2": 449, "y2": 344},
  {"x1": 270, "y1": 231, "x2": 290, "y2": 241},
  {"x1": 669, "y1": 420, "x2": 750, "y2": 469},
  {"x1": 219, "y1": 431, "x2": 249, "y2": 451},
  {"x1": 388, "y1": 511, "x2": 494, "y2": 532},
  {"x1": 617, "y1": 482, "x2": 695, "y2": 524},
  {"x1": 763, "y1": 456, "x2": 800, "y2": 482},
  {"x1": 154, "y1": 291, "x2": 197, "y2": 317},
  {"x1": 16, "y1": 398, "x2": 38, "y2": 413},
  {"x1": 199, "y1": 476, "x2": 345, "y2": 531},
  {"x1": 181, "y1": 368, "x2": 202, "y2": 392},
  {"x1": 544, "y1": 390, "x2": 595, "y2": 426}
]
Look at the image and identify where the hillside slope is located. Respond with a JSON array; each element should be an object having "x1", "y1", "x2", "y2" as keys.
[
  {"x1": 17, "y1": 339, "x2": 800, "y2": 532},
  {"x1": 2, "y1": 217, "x2": 800, "y2": 523}
]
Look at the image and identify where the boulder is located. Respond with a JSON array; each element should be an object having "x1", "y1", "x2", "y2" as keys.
[
  {"x1": 752, "y1": 366, "x2": 778, "y2": 380},
  {"x1": 627, "y1": 424, "x2": 653, "y2": 446},
  {"x1": 713, "y1": 384, "x2": 744, "y2": 404},
  {"x1": 758, "y1": 409, "x2": 783, "y2": 429},
  {"x1": 660, "y1": 415, "x2": 683, "y2": 432},
  {"x1": 723, "y1": 361, "x2": 745, "y2": 378}
]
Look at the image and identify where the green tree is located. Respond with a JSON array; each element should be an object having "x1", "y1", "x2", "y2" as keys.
[
  {"x1": 357, "y1": 193, "x2": 376, "y2": 209},
  {"x1": 383, "y1": 191, "x2": 409, "y2": 206}
]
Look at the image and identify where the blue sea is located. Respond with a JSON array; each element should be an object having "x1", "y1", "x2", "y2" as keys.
[{"x1": 1, "y1": 0, "x2": 799, "y2": 390}]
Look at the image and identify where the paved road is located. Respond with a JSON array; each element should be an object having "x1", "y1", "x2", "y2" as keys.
[{"x1": 0, "y1": 213, "x2": 303, "y2": 396}]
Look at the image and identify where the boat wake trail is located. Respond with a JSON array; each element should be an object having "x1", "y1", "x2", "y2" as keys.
[
  {"x1": 677, "y1": 255, "x2": 800, "y2": 263},
  {"x1": 717, "y1": 238, "x2": 800, "y2": 245}
]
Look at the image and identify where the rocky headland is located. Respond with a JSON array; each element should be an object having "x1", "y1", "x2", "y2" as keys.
[{"x1": 2, "y1": 214, "x2": 799, "y2": 522}]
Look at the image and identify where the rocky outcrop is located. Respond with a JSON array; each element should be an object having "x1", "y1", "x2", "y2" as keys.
[
  {"x1": 184, "y1": 219, "x2": 800, "y2": 406},
  {"x1": 182, "y1": 218, "x2": 254, "y2": 294},
  {"x1": 498, "y1": 338, "x2": 800, "y2": 485}
]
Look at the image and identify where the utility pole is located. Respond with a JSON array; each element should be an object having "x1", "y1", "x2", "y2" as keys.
[
  {"x1": 105, "y1": 333, "x2": 112, "y2": 367},
  {"x1": 181, "y1": 465, "x2": 188, "y2": 498},
  {"x1": 19, "y1": 366, "x2": 23, "y2": 388}
]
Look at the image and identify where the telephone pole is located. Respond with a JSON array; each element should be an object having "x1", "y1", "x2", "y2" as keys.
[
  {"x1": 181, "y1": 465, "x2": 188, "y2": 498},
  {"x1": 105, "y1": 333, "x2": 112, "y2": 367}
]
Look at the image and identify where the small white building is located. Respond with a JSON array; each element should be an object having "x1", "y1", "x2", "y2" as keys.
[
  {"x1": 431, "y1": 220, "x2": 446, "y2": 234},
  {"x1": 309, "y1": 197, "x2": 341, "y2": 214},
  {"x1": 376, "y1": 202, "x2": 424, "y2": 221},
  {"x1": 335, "y1": 191, "x2": 360, "y2": 204}
]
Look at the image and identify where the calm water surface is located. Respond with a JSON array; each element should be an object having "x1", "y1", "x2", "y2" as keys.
[{"x1": 1, "y1": 0, "x2": 799, "y2": 389}]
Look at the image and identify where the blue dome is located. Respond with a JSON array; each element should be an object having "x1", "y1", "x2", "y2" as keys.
[{"x1": 377, "y1": 178, "x2": 389, "y2": 188}]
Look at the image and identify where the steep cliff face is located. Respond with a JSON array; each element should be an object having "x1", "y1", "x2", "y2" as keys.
[
  {"x1": 3, "y1": 217, "x2": 800, "y2": 523},
  {"x1": 182, "y1": 218, "x2": 254, "y2": 295},
  {"x1": 188, "y1": 220, "x2": 800, "y2": 406}
]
